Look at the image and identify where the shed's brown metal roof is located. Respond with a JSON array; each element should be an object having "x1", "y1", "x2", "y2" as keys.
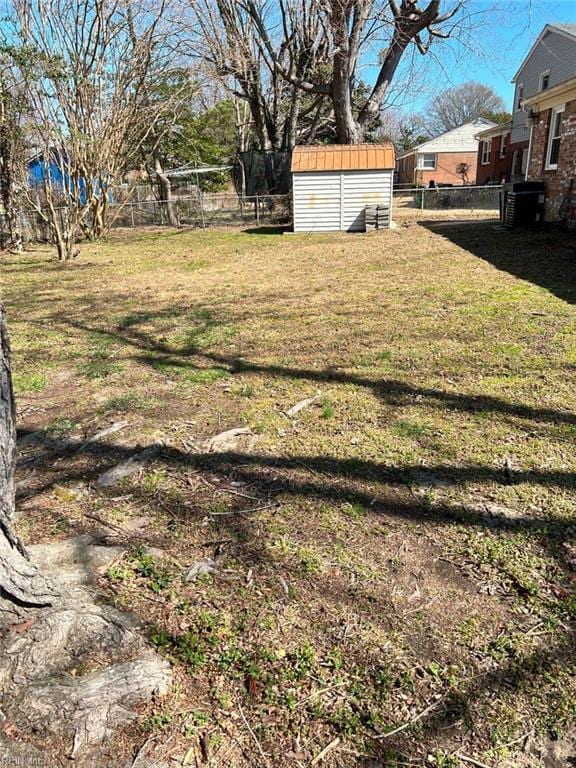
[{"x1": 291, "y1": 143, "x2": 395, "y2": 173}]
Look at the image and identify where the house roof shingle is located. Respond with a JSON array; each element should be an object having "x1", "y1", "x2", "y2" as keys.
[{"x1": 397, "y1": 119, "x2": 495, "y2": 160}]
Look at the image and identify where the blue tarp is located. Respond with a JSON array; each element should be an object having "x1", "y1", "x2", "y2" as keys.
[{"x1": 28, "y1": 151, "x2": 111, "y2": 205}]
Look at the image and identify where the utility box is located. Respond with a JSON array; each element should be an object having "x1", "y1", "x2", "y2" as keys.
[{"x1": 501, "y1": 181, "x2": 546, "y2": 228}]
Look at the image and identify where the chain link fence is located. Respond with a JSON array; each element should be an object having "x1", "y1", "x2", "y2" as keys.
[
  {"x1": 107, "y1": 193, "x2": 291, "y2": 229},
  {"x1": 1, "y1": 184, "x2": 502, "y2": 246},
  {"x1": 393, "y1": 185, "x2": 502, "y2": 220}
]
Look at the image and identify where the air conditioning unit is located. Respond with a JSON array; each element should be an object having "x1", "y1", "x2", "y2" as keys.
[
  {"x1": 559, "y1": 178, "x2": 576, "y2": 229},
  {"x1": 500, "y1": 181, "x2": 545, "y2": 228}
]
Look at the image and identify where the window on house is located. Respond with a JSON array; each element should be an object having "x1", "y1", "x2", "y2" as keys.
[
  {"x1": 419, "y1": 153, "x2": 436, "y2": 169},
  {"x1": 516, "y1": 83, "x2": 524, "y2": 111},
  {"x1": 481, "y1": 140, "x2": 492, "y2": 165},
  {"x1": 539, "y1": 71, "x2": 550, "y2": 91},
  {"x1": 546, "y1": 105, "x2": 565, "y2": 170},
  {"x1": 499, "y1": 135, "x2": 507, "y2": 159}
]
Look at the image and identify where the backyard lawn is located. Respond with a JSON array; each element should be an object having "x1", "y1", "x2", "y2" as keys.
[{"x1": 4, "y1": 221, "x2": 576, "y2": 767}]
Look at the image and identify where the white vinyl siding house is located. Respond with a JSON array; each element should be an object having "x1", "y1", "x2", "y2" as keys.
[
  {"x1": 291, "y1": 144, "x2": 395, "y2": 233},
  {"x1": 396, "y1": 119, "x2": 494, "y2": 186},
  {"x1": 511, "y1": 24, "x2": 576, "y2": 146}
]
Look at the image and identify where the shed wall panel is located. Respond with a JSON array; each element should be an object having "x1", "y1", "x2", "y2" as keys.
[
  {"x1": 342, "y1": 171, "x2": 392, "y2": 231},
  {"x1": 293, "y1": 170, "x2": 393, "y2": 232}
]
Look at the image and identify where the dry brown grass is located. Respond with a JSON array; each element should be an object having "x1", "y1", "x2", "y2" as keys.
[{"x1": 4, "y1": 221, "x2": 576, "y2": 767}]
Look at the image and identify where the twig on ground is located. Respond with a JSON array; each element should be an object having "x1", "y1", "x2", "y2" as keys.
[
  {"x1": 297, "y1": 681, "x2": 348, "y2": 707},
  {"x1": 524, "y1": 622, "x2": 544, "y2": 636},
  {"x1": 210, "y1": 502, "x2": 278, "y2": 517},
  {"x1": 238, "y1": 702, "x2": 269, "y2": 765},
  {"x1": 131, "y1": 736, "x2": 154, "y2": 766},
  {"x1": 486, "y1": 730, "x2": 533, "y2": 754},
  {"x1": 292, "y1": 458, "x2": 327, "y2": 477},
  {"x1": 196, "y1": 474, "x2": 263, "y2": 502},
  {"x1": 84, "y1": 512, "x2": 125, "y2": 533},
  {"x1": 278, "y1": 574, "x2": 290, "y2": 597},
  {"x1": 200, "y1": 731, "x2": 210, "y2": 762},
  {"x1": 372, "y1": 695, "x2": 445, "y2": 740},
  {"x1": 284, "y1": 396, "x2": 319, "y2": 417},
  {"x1": 310, "y1": 737, "x2": 341, "y2": 766},
  {"x1": 456, "y1": 754, "x2": 493, "y2": 768},
  {"x1": 77, "y1": 420, "x2": 129, "y2": 452}
]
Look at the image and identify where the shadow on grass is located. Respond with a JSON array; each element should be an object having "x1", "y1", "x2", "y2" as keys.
[
  {"x1": 63, "y1": 312, "x2": 576, "y2": 429},
  {"x1": 242, "y1": 226, "x2": 290, "y2": 236},
  {"x1": 423, "y1": 219, "x2": 576, "y2": 305},
  {"x1": 16, "y1": 431, "x2": 576, "y2": 557},
  {"x1": 10, "y1": 223, "x2": 576, "y2": 762},
  {"x1": 14, "y1": 428, "x2": 576, "y2": 763}
]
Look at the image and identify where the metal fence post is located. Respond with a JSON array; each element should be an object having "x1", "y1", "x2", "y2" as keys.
[
  {"x1": 199, "y1": 189, "x2": 206, "y2": 228},
  {"x1": 256, "y1": 195, "x2": 260, "y2": 225},
  {"x1": 421, "y1": 188, "x2": 425, "y2": 211}
]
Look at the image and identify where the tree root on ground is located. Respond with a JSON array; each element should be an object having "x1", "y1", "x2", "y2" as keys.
[{"x1": 0, "y1": 535, "x2": 172, "y2": 765}]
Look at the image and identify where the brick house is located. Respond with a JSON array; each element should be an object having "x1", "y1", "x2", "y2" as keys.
[
  {"x1": 509, "y1": 24, "x2": 576, "y2": 184},
  {"x1": 396, "y1": 119, "x2": 494, "y2": 186},
  {"x1": 475, "y1": 121, "x2": 512, "y2": 185},
  {"x1": 523, "y1": 76, "x2": 576, "y2": 223}
]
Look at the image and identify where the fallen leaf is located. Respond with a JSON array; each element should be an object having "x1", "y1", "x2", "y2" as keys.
[
  {"x1": 3, "y1": 722, "x2": 18, "y2": 738},
  {"x1": 10, "y1": 619, "x2": 35, "y2": 634}
]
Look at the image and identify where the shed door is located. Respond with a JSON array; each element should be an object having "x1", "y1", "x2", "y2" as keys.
[
  {"x1": 292, "y1": 172, "x2": 342, "y2": 232},
  {"x1": 342, "y1": 170, "x2": 392, "y2": 231}
]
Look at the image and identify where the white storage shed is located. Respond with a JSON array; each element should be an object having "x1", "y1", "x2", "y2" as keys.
[{"x1": 291, "y1": 143, "x2": 395, "y2": 233}]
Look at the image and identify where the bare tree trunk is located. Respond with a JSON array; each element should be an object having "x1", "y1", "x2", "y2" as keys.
[
  {"x1": 356, "y1": 37, "x2": 407, "y2": 134},
  {"x1": 153, "y1": 151, "x2": 178, "y2": 228},
  {"x1": 0, "y1": 120, "x2": 23, "y2": 253},
  {"x1": 282, "y1": 86, "x2": 301, "y2": 150},
  {"x1": 0, "y1": 302, "x2": 171, "y2": 761},
  {"x1": 45, "y1": 198, "x2": 77, "y2": 262},
  {"x1": 0, "y1": 304, "x2": 55, "y2": 619},
  {"x1": 331, "y1": 3, "x2": 360, "y2": 144}
]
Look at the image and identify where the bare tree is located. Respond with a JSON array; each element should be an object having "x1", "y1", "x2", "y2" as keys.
[
  {"x1": 188, "y1": 0, "x2": 330, "y2": 151},
  {"x1": 0, "y1": 97, "x2": 24, "y2": 252},
  {"x1": 456, "y1": 160, "x2": 470, "y2": 185},
  {"x1": 427, "y1": 81, "x2": 507, "y2": 134},
  {"x1": 8, "y1": 0, "x2": 187, "y2": 259},
  {"x1": 233, "y1": 0, "x2": 467, "y2": 144}
]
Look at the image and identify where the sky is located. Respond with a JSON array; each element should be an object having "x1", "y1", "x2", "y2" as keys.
[{"x1": 368, "y1": 0, "x2": 576, "y2": 117}]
